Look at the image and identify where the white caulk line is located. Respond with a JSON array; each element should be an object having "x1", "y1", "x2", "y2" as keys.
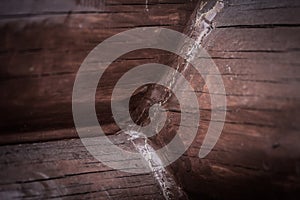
[
  {"x1": 126, "y1": 1, "x2": 224, "y2": 199},
  {"x1": 125, "y1": 130, "x2": 177, "y2": 200},
  {"x1": 145, "y1": 0, "x2": 149, "y2": 12},
  {"x1": 161, "y1": 0, "x2": 224, "y2": 105}
]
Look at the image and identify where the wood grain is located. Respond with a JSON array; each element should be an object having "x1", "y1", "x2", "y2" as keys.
[{"x1": 0, "y1": 0, "x2": 300, "y2": 199}]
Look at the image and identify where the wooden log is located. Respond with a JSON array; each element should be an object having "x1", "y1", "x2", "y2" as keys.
[
  {"x1": 0, "y1": 0, "x2": 197, "y2": 138},
  {"x1": 0, "y1": 0, "x2": 300, "y2": 200},
  {"x1": 115, "y1": 0, "x2": 300, "y2": 199},
  {"x1": 0, "y1": 134, "x2": 168, "y2": 200},
  {"x1": 0, "y1": 0, "x2": 197, "y2": 199}
]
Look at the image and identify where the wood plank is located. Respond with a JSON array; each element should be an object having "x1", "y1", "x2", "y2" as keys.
[
  {"x1": 169, "y1": 0, "x2": 300, "y2": 199},
  {"x1": 0, "y1": 0, "x2": 300, "y2": 199},
  {"x1": 0, "y1": 0, "x2": 197, "y2": 136},
  {"x1": 0, "y1": 0, "x2": 196, "y2": 16},
  {"x1": 0, "y1": 135, "x2": 166, "y2": 200},
  {"x1": 125, "y1": 0, "x2": 300, "y2": 199},
  {"x1": 215, "y1": 0, "x2": 300, "y2": 27}
]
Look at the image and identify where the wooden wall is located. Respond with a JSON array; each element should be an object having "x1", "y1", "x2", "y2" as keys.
[{"x1": 0, "y1": 0, "x2": 300, "y2": 199}]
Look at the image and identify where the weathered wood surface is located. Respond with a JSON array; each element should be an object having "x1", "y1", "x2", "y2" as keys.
[
  {"x1": 171, "y1": 0, "x2": 300, "y2": 199},
  {"x1": 0, "y1": 0, "x2": 196, "y2": 140},
  {"x1": 0, "y1": 0, "x2": 197, "y2": 199},
  {"x1": 1, "y1": 0, "x2": 300, "y2": 199},
  {"x1": 0, "y1": 135, "x2": 168, "y2": 200}
]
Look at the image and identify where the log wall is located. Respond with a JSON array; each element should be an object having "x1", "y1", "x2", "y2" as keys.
[{"x1": 0, "y1": 0, "x2": 299, "y2": 199}]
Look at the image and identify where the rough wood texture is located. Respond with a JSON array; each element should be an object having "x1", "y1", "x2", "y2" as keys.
[
  {"x1": 169, "y1": 0, "x2": 300, "y2": 199},
  {"x1": 0, "y1": 134, "x2": 169, "y2": 200},
  {"x1": 0, "y1": 0, "x2": 197, "y2": 140},
  {"x1": 1, "y1": 0, "x2": 300, "y2": 200},
  {"x1": 0, "y1": 0, "x2": 198, "y2": 199}
]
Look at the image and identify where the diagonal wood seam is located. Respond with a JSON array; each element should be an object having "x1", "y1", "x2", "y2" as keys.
[{"x1": 126, "y1": 1, "x2": 224, "y2": 199}]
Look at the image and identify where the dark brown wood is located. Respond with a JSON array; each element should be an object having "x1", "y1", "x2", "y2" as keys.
[
  {"x1": 0, "y1": 134, "x2": 167, "y2": 200},
  {"x1": 0, "y1": 0, "x2": 197, "y2": 199},
  {"x1": 0, "y1": 0, "x2": 197, "y2": 138},
  {"x1": 129, "y1": 0, "x2": 300, "y2": 197},
  {"x1": 167, "y1": 0, "x2": 300, "y2": 199},
  {"x1": 0, "y1": 0, "x2": 300, "y2": 199}
]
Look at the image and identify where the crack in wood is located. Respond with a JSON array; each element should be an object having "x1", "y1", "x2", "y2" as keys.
[{"x1": 216, "y1": 24, "x2": 300, "y2": 29}]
